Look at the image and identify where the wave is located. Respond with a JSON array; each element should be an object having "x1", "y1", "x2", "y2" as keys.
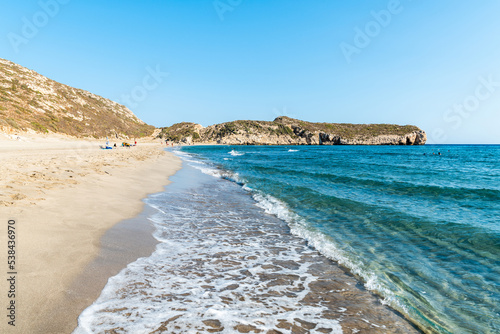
[
  {"x1": 229, "y1": 149, "x2": 244, "y2": 156},
  {"x1": 250, "y1": 191, "x2": 405, "y2": 305},
  {"x1": 75, "y1": 163, "x2": 348, "y2": 333},
  {"x1": 178, "y1": 150, "x2": 247, "y2": 186},
  {"x1": 252, "y1": 184, "x2": 499, "y2": 333},
  {"x1": 249, "y1": 164, "x2": 500, "y2": 203},
  {"x1": 174, "y1": 151, "x2": 407, "y2": 319},
  {"x1": 288, "y1": 149, "x2": 299, "y2": 152}
]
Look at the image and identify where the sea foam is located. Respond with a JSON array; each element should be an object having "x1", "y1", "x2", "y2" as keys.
[{"x1": 74, "y1": 159, "x2": 345, "y2": 333}]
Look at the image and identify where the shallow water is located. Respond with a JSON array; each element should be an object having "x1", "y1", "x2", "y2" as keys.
[
  {"x1": 173, "y1": 145, "x2": 499, "y2": 334},
  {"x1": 74, "y1": 162, "x2": 418, "y2": 334},
  {"x1": 74, "y1": 145, "x2": 499, "y2": 334},
  {"x1": 183, "y1": 146, "x2": 500, "y2": 333}
]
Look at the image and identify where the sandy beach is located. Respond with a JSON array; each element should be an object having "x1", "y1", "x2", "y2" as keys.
[{"x1": 0, "y1": 133, "x2": 181, "y2": 333}]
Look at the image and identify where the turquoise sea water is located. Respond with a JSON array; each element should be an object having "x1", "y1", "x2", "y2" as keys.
[{"x1": 178, "y1": 145, "x2": 500, "y2": 334}]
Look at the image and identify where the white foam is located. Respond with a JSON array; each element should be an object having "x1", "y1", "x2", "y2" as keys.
[
  {"x1": 174, "y1": 150, "x2": 408, "y2": 317},
  {"x1": 250, "y1": 190, "x2": 408, "y2": 315},
  {"x1": 74, "y1": 167, "x2": 344, "y2": 333},
  {"x1": 288, "y1": 149, "x2": 299, "y2": 152},
  {"x1": 229, "y1": 149, "x2": 244, "y2": 156},
  {"x1": 179, "y1": 154, "x2": 245, "y2": 186}
]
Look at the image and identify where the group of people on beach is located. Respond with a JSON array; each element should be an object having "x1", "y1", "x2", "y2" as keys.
[
  {"x1": 101, "y1": 137, "x2": 137, "y2": 150},
  {"x1": 121, "y1": 141, "x2": 137, "y2": 148},
  {"x1": 164, "y1": 140, "x2": 174, "y2": 147}
]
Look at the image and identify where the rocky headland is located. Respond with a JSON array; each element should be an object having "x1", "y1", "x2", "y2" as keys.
[{"x1": 158, "y1": 116, "x2": 427, "y2": 145}]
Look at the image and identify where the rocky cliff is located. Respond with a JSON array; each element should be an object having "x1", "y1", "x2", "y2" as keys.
[
  {"x1": 158, "y1": 117, "x2": 426, "y2": 145},
  {"x1": 0, "y1": 58, "x2": 154, "y2": 138}
]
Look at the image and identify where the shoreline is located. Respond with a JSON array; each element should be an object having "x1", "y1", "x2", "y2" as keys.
[
  {"x1": 173, "y1": 147, "x2": 425, "y2": 333},
  {"x1": 0, "y1": 135, "x2": 181, "y2": 333},
  {"x1": 39, "y1": 205, "x2": 160, "y2": 334},
  {"x1": 73, "y1": 161, "x2": 423, "y2": 333}
]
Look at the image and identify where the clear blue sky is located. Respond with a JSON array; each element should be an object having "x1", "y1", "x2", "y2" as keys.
[{"x1": 1, "y1": 0, "x2": 499, "y2": 143}]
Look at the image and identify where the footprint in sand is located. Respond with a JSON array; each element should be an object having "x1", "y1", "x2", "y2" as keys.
[{"x1": 11, "y1": 193, "x2": 27, "y2": 200}]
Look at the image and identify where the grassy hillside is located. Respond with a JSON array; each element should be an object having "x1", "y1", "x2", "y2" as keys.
[{"x1": 0, "y1": 58, "x2": 154, "y2": 138}]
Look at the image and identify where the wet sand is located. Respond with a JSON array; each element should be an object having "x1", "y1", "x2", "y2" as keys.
[{"x1": 36, "y1": 206, "x2": 160, "y2": 334}]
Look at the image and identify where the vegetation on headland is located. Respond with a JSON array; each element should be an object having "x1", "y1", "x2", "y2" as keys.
[
  {"x1": 0, "y1": 58, "x2": 154, "y2": 138},
  {"x1": 274, "y1": 116, "x2": 421, "y2": 139},
  {"x1": 157, "y1": 116, "x2": 426, "y2": 145},
  {"x1": 157, "y1": 122, "x2": 201, "y2": 141}
]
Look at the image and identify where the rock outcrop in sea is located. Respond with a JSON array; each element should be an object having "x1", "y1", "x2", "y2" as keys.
[{"x1": 158, "y1": 116, "x2": 427, "y2": 145}]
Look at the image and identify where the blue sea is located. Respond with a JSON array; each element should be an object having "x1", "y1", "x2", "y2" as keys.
[{"x1": 75, "y1": 145, "x2": 499, "y2": 334}]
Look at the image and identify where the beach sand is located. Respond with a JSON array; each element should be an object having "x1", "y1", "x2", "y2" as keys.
[{"x1": 0, "y1": 133, "x2": 181, "y2": 333}]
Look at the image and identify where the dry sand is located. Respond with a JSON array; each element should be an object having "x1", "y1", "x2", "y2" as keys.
[{"x1": 0, "y1": 133, "x2": 181, "y2": 333}]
